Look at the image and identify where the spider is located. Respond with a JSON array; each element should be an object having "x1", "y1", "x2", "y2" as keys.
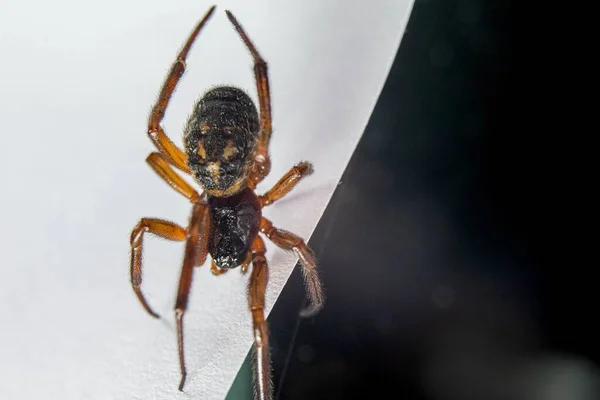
[{"x1": 128, "y1": 6, "x2": 324, "y2": 399}]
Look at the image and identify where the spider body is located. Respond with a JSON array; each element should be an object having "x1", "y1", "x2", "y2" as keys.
[
  {"x1": 184, "y1": 86, "x2": 260, "y2": 198},
  {"x1": 128, "y1": 7, "x2": 324, "y2": 400},
  {"x1": 207, "y1": 187, "x2": 262, "y2": 269},
  {"x1": 185, "y1": 86, "x2": 263, "y2": 269}
]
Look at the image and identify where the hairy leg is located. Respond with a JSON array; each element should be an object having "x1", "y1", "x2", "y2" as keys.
[
  {"x1": 260, "y1": 217, "x2": 324, "y2": 317},
  {"x1": 248, "y1": 235, "x2": 272, "y2": 400},
  {"x1": 147, "y1": 6, "x2": 216, "y2": 173},
  {"x1": 130, "y1": 218, "x2": 187, "y2": 318}
]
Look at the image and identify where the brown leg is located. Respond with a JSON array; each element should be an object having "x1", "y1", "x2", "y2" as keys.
[
  {"x1": 260, "y1": 218, "x2": 325, "y2": 317},
  {"x1": 146, "y1": 152, "x2": 201, "y2": 203},
  {"x1": 258, "y1": 161, "x2": 314, "y2": 207},
  {"x1": 147, "y1": 6, "x2": 216, "y2": 174},
  {"x1": 248, "y1": 236, "x2": 273, "y2": 400},
  {"x1": 225, "y1": 11, "x2": 273, "y2": 187},
  {"x1": 175, "y1": 203, "x2": 210, "y2": 391},
  {"x1": 240, "y1": 251, "x2": 252, "y2": 274},
  {"x1": 130, "y1": 218, "x2": 187, "y2": 318}
]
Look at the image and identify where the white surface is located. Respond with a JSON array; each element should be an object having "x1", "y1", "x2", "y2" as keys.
[{"x1": 0, "y1": 0, "x2": 414, "y2": 399}]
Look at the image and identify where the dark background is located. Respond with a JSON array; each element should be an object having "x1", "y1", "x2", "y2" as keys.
[{"x1": 232, "y1": 0, "x2": 597, "y2": 399}]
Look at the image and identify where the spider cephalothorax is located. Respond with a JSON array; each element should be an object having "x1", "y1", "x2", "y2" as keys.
[{"x1": 129, "y1": 6, "x2": 324, "y2": 400}]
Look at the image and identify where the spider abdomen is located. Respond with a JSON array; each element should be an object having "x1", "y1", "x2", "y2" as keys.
[
  {"x1": 208, "y1": 187, "x2": 262, "y2": 269},
  {"x1": 184, "y1": 86, "x2": 260, "y2": 197}
]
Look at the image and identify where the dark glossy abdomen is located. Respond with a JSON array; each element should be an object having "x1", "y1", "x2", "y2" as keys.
[
  {"x1": 208, "y1": 187, "x2": 262, "y2": 269},
  {"x1": 183, "y1": 86, "x2": 260, "y2": 197}
]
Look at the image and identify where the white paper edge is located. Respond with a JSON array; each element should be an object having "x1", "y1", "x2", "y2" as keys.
[{"x1": 0, "y1": 0, "x2": 415, "y2": 399}]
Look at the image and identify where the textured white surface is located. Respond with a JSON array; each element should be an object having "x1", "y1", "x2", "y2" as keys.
[{"x1": 0, "y1": 0, "x2": 414, "y2": 399}]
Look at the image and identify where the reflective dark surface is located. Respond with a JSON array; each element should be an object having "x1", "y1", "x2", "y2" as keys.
[{"x1": 230, "y1": 0, "x2": 598, "y2": 398}]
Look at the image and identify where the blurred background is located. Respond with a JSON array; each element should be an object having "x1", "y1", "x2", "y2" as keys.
[{"x1": 229, "y1": 0, "x2": 599, "y2": 398}]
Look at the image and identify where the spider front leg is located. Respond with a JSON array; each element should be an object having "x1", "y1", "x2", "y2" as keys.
[
  {"x1": 147, "y1": 6, "x2": 216, "y2": 174},
  {"x1": 226, "y1": 11, "x2": 273, "y2": 187},
  {"x1": 248, "y1": 236, "x2": 273, "y2": 400},
  {"x1": 146, "y1": 152, "x2": 201, "y2": 203},
  {"x1": 260, "y1": 217, "x2": 324, "y2": 317},
  {"x1": 175, "y1": 202, "x2": 210, "y2": 391},
  {"x1": 130, "y1": 218, "x2": 187, "y2": 318}
]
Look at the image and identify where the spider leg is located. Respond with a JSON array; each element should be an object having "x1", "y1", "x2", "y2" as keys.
[
  {"x1": 130, "y1": 218, "x2": 187, "y2": 318},
  {"x1": 225, "y1": 10, "x2": 273, "y2": 187},
  {"x1": 248, "y1": 236, "x2": 273, "y2": 400},
  {"x1": 259, "y1": 161, "x2": 314, "y2": 207},
  {"x1": 260, "y1": 217, "x2": 324, "y2": 317},
  {"x1": 240, "y1": 251, "x2": 252, "y2": 274},
  {"x1": 175, "y1": 202, "x2": 210, "y2": 391},
  {"x1": 146, "y1": 152, "x2": 201, "y2": 203},
  {"x1": 147, "y1": 6, "x2": 216, "y2": 174}
]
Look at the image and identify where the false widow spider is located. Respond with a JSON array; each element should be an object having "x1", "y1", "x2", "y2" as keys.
[{"x1": 129, "y1": 6, "x2": 324, "y2": 399}]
